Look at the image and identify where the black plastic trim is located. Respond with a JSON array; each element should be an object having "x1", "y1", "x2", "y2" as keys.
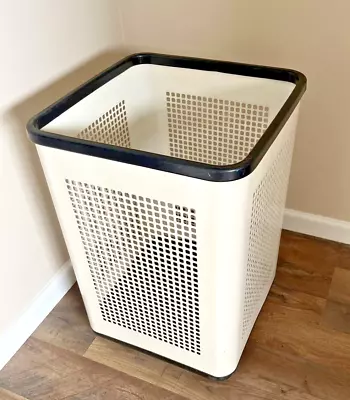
[{"x1": 27, "y1": 53, "x2": 306, "y2": 182}]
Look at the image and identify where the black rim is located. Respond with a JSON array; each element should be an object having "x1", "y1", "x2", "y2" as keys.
[{"x1": 27, "y1": 53, "x2": 307, "y2": 182}]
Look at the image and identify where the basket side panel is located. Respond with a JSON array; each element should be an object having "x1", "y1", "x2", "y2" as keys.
[
  {"x1": 36, "y1": 146, "x2": 228, "y2": 376},
  {"x1": 240, "y1": 107, "x2": 300, "y2": 349}
]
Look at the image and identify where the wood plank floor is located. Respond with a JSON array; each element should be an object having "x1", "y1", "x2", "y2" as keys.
[{"x1": 1, "y1": 230, "x2": 350, "y2": 400}]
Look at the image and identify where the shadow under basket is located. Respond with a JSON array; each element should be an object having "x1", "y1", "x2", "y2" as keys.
[{"x1": 27, "y1": 53, "x2": 306, "y2": 378}]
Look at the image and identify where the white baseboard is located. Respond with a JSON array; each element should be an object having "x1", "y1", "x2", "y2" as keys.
[
  {"x1": 283, "y1": 209, "x2": 350, "y2": 245},
  {"x1": 0, "y1": 260, "x2": 76, "y2": 370}
]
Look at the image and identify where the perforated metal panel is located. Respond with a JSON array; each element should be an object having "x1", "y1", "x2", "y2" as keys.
[
  {"x1": 242, "y1": 135, "x2": 294, "y2": 339},
  {"x1": 78, "y1": 100, "x2": 130, "y2": 148},
  {"x1": 66, "y1": 180, "x2": 200, "y2": 355},
  {"x1": 166, "y1": 92, "x2": 269, "y2": 165}
]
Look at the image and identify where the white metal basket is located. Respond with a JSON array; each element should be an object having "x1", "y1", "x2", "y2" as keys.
[{"x1": 28, "y1": 53, "x2": 306, "y2": 378}]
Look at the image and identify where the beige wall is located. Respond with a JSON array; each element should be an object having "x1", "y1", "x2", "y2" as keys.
[
  {"x1": 120, "y1": 0, "x2": 350, "y2": 221},
  {"x1": 0, "y1": 0, "x2": 124, "y2": 345}
]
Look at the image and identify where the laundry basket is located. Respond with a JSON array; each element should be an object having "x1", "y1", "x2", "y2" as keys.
[{"x1": 27, "y1": 53, "x2": 306, "y2": 379}]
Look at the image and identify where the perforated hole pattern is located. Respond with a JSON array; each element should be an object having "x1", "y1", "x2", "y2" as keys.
[
  {"x1": 167, "y1": 92, "x2": 269, "y2": 165},
  {"x1": 66, "y1": 180, "x2": 200, "y2": 355},
  {"x1": 242, "y1": 135, "x2": 294, "y2": 339},
  {"x1": 77, "y1": 100, "x2": 131, "y2": 148}
]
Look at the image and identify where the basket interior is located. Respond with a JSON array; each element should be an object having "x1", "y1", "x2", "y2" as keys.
[{"x1": 44, "y1": 64, "x2": 295, "y2": 166}]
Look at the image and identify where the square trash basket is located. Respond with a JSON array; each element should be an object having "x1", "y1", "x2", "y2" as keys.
[{"x1": 27, "y1": 53, "x2": 306, "y2": 379}]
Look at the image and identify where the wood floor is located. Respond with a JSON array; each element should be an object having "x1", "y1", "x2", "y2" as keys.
[{"x1": 1, "y1": 230, "x2": 350, "y2": 400}]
